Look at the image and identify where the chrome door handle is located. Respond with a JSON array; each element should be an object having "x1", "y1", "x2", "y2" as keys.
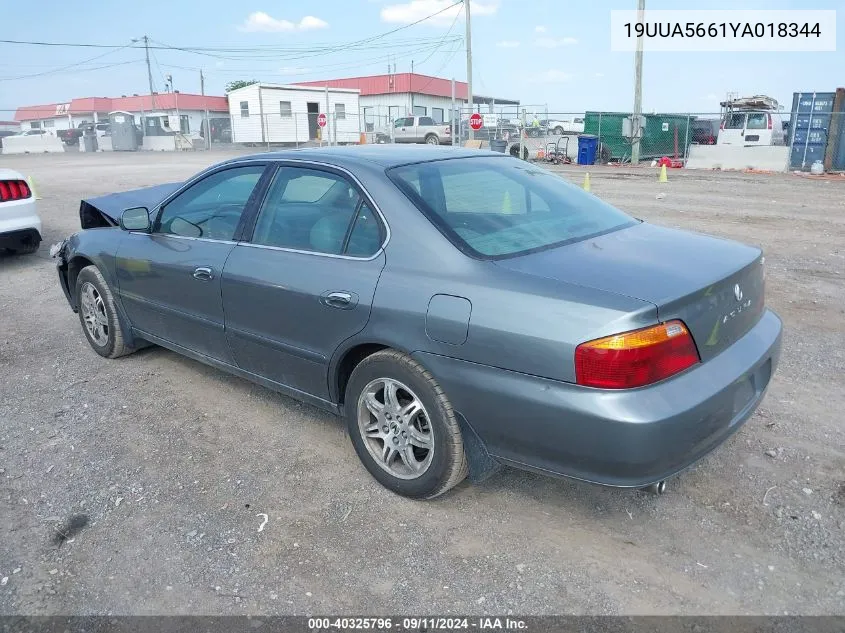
[
  {"x1": 193, "y1": 266, "x2": 214, "y2": 281},
  {"x1": 322, "y1": 291, "x2": 357, "y2": 309}
]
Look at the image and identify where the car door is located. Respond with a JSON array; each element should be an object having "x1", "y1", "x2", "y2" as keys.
[
  {"x1": 221, "y1": 163, "x2": 387, "y2": 401},
  {"x1": 115, "y1": 162, "x2": 269, "y2": 362},
  {"x1": 743, "y1": 111, "x2": 769, "y2": 145},
  {"x1": 718, "y1": 112, "x2": 746, "y2": 145},
  {"x1": 396, "y1": 117, "x2": 415, "y2": 143}
]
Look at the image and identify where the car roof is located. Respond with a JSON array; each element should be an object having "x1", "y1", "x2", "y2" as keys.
[{"x1": 233, "y1": 145, "x2": 506, "y2": 169}]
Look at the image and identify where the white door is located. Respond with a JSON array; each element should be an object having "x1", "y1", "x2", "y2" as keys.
[
  {"x1": 718, "y1": 112, "x2": 746, "y2": 145},
  {"x1": 742, "y1": 111, "x2": 771, "y2": 146}
]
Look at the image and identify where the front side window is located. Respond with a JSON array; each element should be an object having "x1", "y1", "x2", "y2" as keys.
[
  {"x1": 156, "y1": 165, "x2": 265, "y2": 241},
  {"x1": 389, "y1": 157, "x2": 635, "y2": 259},
  {"x1": 251, "y1": 167, "x2": 382, "y2": 256},
  {"x1": 240, "y1": 101, "x2": 250, "y2": 117}
]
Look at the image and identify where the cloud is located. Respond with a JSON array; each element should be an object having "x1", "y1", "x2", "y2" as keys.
[
  {"x1": 535, "y1": 25, "x2": 546, "y2": 33},
  {"x1": 239, "y1": 12, "x2": 328, "y2": 32},
  {"x1": 531, "y1": 69, "x2": 573, "y2": 83},
  {"x1": 535, "y1": 37, "x2": 577, "y2": 48},
  {"x1": 380, "y1": 0, "x2": 497, "y2": 26},
  {"x1": 215, "y1": 61, "x2": 225, "y2": 68},
  {"x1": 496, "y1": 40, "x2": 520, "y2": 48},
  {"x1": 594, "y1": 72, "x2": 604, "y2": 78},
  {"x1": 704, "y1": 93, "x2": 719, "y2": 101}
]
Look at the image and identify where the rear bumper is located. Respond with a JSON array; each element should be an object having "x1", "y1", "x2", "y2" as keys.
[{"x1": 414, "y1": 308, "x2": 782, "y2": 488}]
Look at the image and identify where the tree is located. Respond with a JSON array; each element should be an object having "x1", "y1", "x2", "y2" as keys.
[{"x1": 225, "y1": 80, "x2": 259, "y2": 93}]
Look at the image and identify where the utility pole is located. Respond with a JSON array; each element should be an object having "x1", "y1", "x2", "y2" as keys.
[
  {"x1": 201, "y1": 69, "x2": 210, "y2": 149},
  {"x1": 451, "y1": 77, "x2": 456, "y2": 146},
  {"x1": 143, "y1": 35, "x2": 154, "y2": 96},
  {"x1": 325, "y1": 84, "x2": 331, "y2": 146},
  {"x1": 200, "y1": 69, "x2": 205, "y2": 96},
  {"x1": 631, "y1": 0, "x2": 645, "y2": 164},
  {"x1": 410, "y1": 60, "x2": 414, "y2": 115},
  {"x1": 465, "y1": 0, "x2": 474, "y2": 140}
]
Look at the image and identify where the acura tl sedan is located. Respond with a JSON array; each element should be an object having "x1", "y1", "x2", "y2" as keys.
[{"x1": 53, "y1": 146, "x2": 782, "y2": 499}]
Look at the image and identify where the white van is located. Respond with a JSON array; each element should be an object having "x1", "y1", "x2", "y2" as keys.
[{"x1": 718, "y1": 110, "x2": 787, "y2": 146}]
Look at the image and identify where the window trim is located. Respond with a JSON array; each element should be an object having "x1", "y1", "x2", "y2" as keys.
[
  {"x1": 385, "y1": 155, "x2": 637, "y2": 261},
  {"x1": 151, "y1": 161, "x2": 271, "y2": 242},
  {"x1": 240, "y1": 101, "x2": 250, "y2": 117},
  {"x1": 239, "y1": 160, "x2": 390, "y2": 261}
]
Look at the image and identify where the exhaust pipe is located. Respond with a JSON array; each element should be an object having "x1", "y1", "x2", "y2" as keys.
[{"x1": 642, "y1": 480, "x2": 667, "y2": 495}]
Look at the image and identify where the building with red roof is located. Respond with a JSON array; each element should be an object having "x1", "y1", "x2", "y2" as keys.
[{"x1": 13, "y1": 92, "x2": 229, "y2": 136}]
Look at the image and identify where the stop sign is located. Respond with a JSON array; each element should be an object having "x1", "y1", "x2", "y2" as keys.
[
  {"x1": 469, "y1": 113, "x2": 483, "y2": 130},
  {"x1": 317, "y1": 113, "x2": 327, "y2": 128}
]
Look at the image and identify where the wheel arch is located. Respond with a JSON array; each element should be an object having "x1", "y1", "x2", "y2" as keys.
[{"x1": 66, "y1": 254, "x2": 140, "y2": 348}]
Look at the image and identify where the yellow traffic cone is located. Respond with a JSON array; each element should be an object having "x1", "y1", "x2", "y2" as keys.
[
  {"x1": 26, "y1": 177, "x2": 41, "y2": 200},
  {"x1": 502, "y1": 190, "x2": 513, "y2": 214},
  {"x1": 582, "y1": 172, "x2": 591, "y2": 192},
  {"x1": 658, "y1": 164, "x2": 668, "y2": 183}
]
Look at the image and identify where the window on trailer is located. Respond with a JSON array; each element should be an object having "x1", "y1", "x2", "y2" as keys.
[
  {"x1": 335, "y1": 103, "x2": 346, "y2": 120},
  {"x1": 413, "y1": 106, "x2": 427, "y2": 117},
  {"x1": 240, "y1": 101, "x2": 250, "y2": 118},
  {"x1": 279, "y1": 101, "x2": 292, "y2": 118},
  {"x1": 31, "y1": 122, "x2": 41, "y2": 129},
  {"x1": 432, "y1": 108, "x2": 444, "y2": 124},
  {"x1": 43, "y1": 120, "x2": 55, "y2": 128}
]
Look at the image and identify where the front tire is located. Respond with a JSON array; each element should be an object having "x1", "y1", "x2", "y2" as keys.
[
  {"x1": 553, "y1": 126, "x2": 564, "y2": 135},
  {"x1": 345, "y1": 350, "x2": 468, "y2": 499},
  {"x1": 75, "y1": 265, "x2": 134, "y2": 359},
  {"x1": 11, "y1": 240, "x2": 40, "y2": 255}
]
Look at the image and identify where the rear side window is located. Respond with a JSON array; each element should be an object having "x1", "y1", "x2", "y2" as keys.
[
  {"x1": 251, "y1": 167, "x2": 382, "y2": 257},
  {"x1": 419, "y1": 117, "x2": 435, "y2": 126},
  {"x1": 388, "y1": 157, "x2": 635, "y2": 259},
  {"x1": 724, "y1": 113, "x2": 745, "y2": 129},
  {"x1": 746, "y1": 112, "x2": 768, "y2": 130}
]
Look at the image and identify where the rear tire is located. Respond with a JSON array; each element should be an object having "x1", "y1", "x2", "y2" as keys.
[
  {"x1": 345, "y1": 350, "x2": 468, "y2": 499},
  {"x1": 425, "y1": 134, "x2": 439, "y2": 145},
  {"x1": 75, "y1": 265, "x2": 135, "y2": 359},
  {"x1": 553, "y1": 126, "x2": 564, "y2": 135}
]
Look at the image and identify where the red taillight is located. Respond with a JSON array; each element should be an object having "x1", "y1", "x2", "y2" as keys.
[
  {"x1": 767, "y1": 114, "x2": 773, "y2": 130},
  {"x1": 575, "y1": 320, "x2": 700, "y2": 389},
  {"x1": 0, "y1": 179, "x2": 31, "y2": 202}
]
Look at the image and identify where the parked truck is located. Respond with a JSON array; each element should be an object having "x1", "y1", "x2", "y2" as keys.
[{"x1": 392, "y1": 116, "x2": 451, "y2": 145}]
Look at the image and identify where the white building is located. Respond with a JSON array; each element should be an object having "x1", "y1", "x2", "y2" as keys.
[
  {"x1": 227, "y1": 83, "x2": 361, "y2": 145},
  {"x1": 296, "y1": 73, "x2": 519, "y2": 134},
  {"x1": 14, "y1": 93, "x2": 229, "y2": 137}
]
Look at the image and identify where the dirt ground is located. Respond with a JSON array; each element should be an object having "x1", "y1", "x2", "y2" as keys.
[{"x1": 0, "y1": 150, "x2": 843, "y2": 616}]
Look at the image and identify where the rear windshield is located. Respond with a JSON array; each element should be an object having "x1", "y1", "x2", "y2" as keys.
[{"x1": 388, "y1": 156, "x2": 636, "y2": 259}]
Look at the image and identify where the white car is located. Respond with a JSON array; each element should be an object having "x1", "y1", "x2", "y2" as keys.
[{"x1": 0, "y1": 168, "x2": 42, "y2": 254}]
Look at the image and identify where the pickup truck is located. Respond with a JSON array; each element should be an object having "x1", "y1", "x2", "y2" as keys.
[
  {"x1": 392, "y1": 116, "x2": 451, "y2": 145},
  {"x1": 57, "y1": 122, "x2": 110, "y2": 145}
]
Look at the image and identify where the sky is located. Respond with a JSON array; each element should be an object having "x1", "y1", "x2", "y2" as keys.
[{"x1": 1, "y1": 0, "x2": 843, "y2": 118}]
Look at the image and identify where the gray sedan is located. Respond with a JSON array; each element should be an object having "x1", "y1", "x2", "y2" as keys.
[{"x1": 53, "y1": 146, "x2": 782, "y2": 499}]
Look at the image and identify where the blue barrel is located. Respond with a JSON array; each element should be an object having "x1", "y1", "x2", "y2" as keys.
[{"x1": 577, "y1": 134, "x2": 599, "y2": 165}]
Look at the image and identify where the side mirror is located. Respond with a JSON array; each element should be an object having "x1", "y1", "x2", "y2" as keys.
[{"x1": 120, "y1": 207, "x2": 151, "y2": 232}]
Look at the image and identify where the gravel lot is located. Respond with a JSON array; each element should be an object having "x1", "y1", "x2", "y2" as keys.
[{"x1": 1, "y1": 150, "x2": 843, "y2": 616}]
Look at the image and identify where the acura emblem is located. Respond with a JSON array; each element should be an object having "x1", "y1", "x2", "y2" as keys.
[{"x1": 734, "y1": 284, "x2": 743, "y2": 301}]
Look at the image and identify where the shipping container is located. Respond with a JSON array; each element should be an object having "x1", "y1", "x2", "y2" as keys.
[
  {"x1": 583, "y1": 111, "x2": 691, "y2": 162},
  {"x1": 789, "y1": 91, "x2": 838, "y2": 171}
]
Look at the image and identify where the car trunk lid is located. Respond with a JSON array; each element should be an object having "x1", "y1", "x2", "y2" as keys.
[{"x1": 494, "y1": 222, "x2": 765, "y2": 362}]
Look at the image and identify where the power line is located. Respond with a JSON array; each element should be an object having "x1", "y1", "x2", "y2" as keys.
[{"x1": 0, "y1": 43, "x2": 135, "y2": 82}]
